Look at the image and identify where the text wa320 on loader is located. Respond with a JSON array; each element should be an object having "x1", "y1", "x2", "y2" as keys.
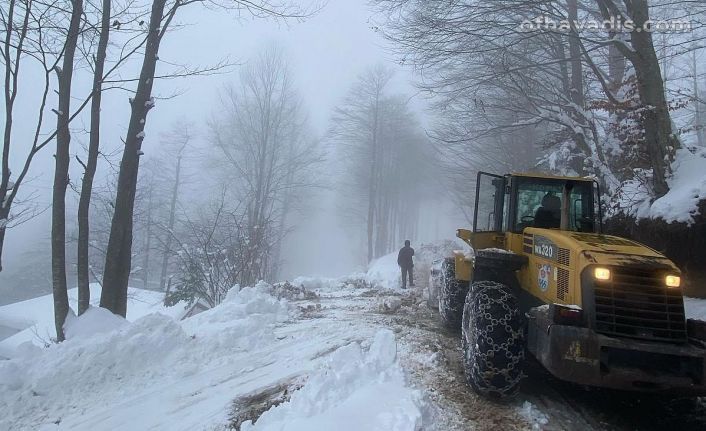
[{"x1": 432, "y1": 172, "x2": 706, "y2": 398}]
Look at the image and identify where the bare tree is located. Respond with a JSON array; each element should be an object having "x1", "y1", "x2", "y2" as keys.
[
  {"x1": 100, "y1": 0, "x2": 170, "y2": 316},
  {"x1": 76, "y1": 0, "x2": 112, "y2": 316},
  {"x1": 1, "y1": 0, "x2": 65, "y2": 272},
  {"x1": 101, "y1": 1, "x2": 314, "y2": 317},
  {"x1": 1, "y1": 0, "x2": 147, "y2": 277},
  {"x1": 158, "y1": 122, "x2": 191, "y2": 292},
  {"x1": 208, "y1": 47, "x2": 321, "y2": 285},
  {"x1": 690, "y1": 47, "x2": 705, "y2": 147},
  {"x1": 164, "y1": 189, "x2": 245, "y2": 308},
  {"x1": 51, "y1": 0, "x2": 84, "y2": 342},
  {"x1": 331, "y1": 66, "x2": 433, "y2": 261},
  {"x1": 594, "y1": 0, "x2": 681, "y2": 196},
  {"x1": 331, "y1": 65, "x2": 393, "y2": 263},
  {"x1": 374, "y1": 0, "x2": 697, "y2": 205}
]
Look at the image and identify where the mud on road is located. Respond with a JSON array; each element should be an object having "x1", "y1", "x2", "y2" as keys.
[{"x1": 365, "y1": 287, "x2": 706, "y2": 431}]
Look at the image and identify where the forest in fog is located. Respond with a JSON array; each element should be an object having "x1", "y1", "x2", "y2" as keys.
[{"x1": 1, "y1": 0, "x2": 706, "y2": 335}]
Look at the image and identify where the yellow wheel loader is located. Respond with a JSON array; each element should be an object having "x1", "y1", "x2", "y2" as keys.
[{"x1": 436, "y1": 172, "x2": 706, "y2": 398}]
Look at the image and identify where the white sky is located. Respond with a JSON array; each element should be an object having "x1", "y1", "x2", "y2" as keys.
[{"x1": 1, "y1": 0, "x2": 455, "y2": 283}]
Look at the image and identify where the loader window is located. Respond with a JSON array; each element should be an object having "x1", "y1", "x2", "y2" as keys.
[
  {"x1": 513, "y1": 178, "x2": 595, "y2": 233},
  {"x1": 473, "y1": 172, "x2": 505, "y2": 232},
  {"x1": 515, "y1": 183, "x2": 563, "y2": 231}
]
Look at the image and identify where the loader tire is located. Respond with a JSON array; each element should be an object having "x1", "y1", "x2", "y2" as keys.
[
  {"x1": 426, "y1": 271, "x2": 438, "y2": 309},
  {"x1": 462, "y1": 280, "x2": 525, "y2": 399},
  {"x1": 438, "y1": 258, "x2": 469, "y2": 330}
]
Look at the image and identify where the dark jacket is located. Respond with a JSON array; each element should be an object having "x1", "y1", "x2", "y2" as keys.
[{"x1": 397, "y1": 246, "x2": 415, "y2": 268}]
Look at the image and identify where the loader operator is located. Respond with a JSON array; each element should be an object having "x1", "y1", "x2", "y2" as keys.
[
  {"x1": 397, "y1": 240, "x2": 415, "y2": 289},
  {"x1": 534, "y1": 192, "x2": 561, "y2": 229}
]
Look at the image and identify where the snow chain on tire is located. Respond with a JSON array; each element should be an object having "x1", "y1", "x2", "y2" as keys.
[
  {"x1": 462, "y1": 280, "x2": 525, "y2": 398},
  {"x1": 427, "y1": 270, "x2": 439, "y2": 309},
  {"x1": 438, "y1": 258, "x2": 469, "y2": 330}
]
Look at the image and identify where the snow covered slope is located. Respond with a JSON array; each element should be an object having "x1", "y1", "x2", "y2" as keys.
[
  {"x1": 648, "y1": 147, "x2": 706, "y2": 224},
  {"x1": 0, "y1": 284, "x2": 186, "y2": 358},
  {"x1": 0, "y1": 282, "x2": 424, "y2": 431}
]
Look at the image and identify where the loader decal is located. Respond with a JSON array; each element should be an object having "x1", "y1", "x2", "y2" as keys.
[
  {"x1": 533, "y1": 235, "x2": 557, "y2": 261},
  {"x1": 538, "y1": 264, "x2": 551, "y2": 292}
]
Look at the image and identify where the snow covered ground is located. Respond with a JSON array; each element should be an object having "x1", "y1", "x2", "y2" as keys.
[
  {"x1": 0, "y1": 284, "x2": 186, "y2": 358},
  {"x1": 0, "y1": 269, "x2": 428, "y2": 430},
  {"x1": 621, "y1": 146, "x2": 706, "y2": 224},
  {"x1": 648, "y1": 147, "x2": 706, "y2": 224},
  {"x1": 1, "y1": 251, "x2": 706, "y2": 431}
]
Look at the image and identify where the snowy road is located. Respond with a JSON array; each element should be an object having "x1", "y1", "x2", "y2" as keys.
[
  {"x1": 315, "y1": 282, "x2": 706, "y2": 431},
  {"x1": 2, "y1": 257, "x2": 706, "y2": 430},
  {"x1": 264, "y1": 277, "x2": 706, "y2": 431}
]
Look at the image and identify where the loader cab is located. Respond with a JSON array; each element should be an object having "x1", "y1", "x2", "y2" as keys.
[{"x1": 470, "y1": 172, "x2": 602, "y2": 247}]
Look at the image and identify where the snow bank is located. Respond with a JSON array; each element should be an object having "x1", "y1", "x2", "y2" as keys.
[
  {"x1": 242, "y1": 329, "x2": 422, "y2": 431},
  {"x1": 648, "y1": 147, "x2": 706, "y2": 224},
  {"x1": 0, "y1": 285, "x2": 289, "y2": 430},
  {"x1": 63, "y1": 306, "x2": 127, "y2": 339},
  {"x1": 0, "y1": 313, "x2": 190, "y2": 427},
  {"x1": 292, "y1": 276, "x2": 343, "y2": 291},
  {"x1": 181, "y1": 283, "x2": 289, "y2": 353},
  {"x1": 364, "y1": 242, "x2": 463, "y2": 291},
  {"x1": 0, "y1": 284, "x2": 187, "y2": 358},
  {"x1": 366, "y1": 252, "x2": 401, "y2": 290},
  {"x1": 685, "y1": 297, "x2": 706, "y2": 321},
  {"x1": 414, "y1": 240, "x2": 464, "y2": 265}
]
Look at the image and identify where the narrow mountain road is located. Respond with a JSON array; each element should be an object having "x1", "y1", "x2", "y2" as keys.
[{"x1": 295, "y1": 276, "x2": 706, "y2": 431}]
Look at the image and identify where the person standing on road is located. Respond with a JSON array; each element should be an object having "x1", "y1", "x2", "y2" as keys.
[{"x1": 397, "y1": 240, "x2": 415, "y2": 289}]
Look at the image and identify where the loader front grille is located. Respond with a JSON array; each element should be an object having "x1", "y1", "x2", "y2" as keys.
[
  {"x1": 557, "y1": 268, "x2": 569, "y2": 301},
  {"x1": 592, "y1": 268, "x2": 687, "y2": 343}
]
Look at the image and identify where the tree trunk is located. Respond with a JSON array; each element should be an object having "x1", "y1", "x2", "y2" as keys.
[
  {"x1": 0, "y1": 0, "x2": 26, "y2": 274},
  {"x1": 366, "y1": 165, "x2": 376, "y2": 263},
  {"x1": 693, "y1": 50, "x2": 705, "y2": 147},
  {"x1": 142, "y1": 185, "x2": 153, "y2": 289},
  {"x1": 0, "y1": 207, "x2": 7, "y2": 272},
  {"x1": 566, "y1": 0, "x2": 592, "y2": 174},
  {"x1": 159, "y1": 153, "x2": 182, "y2": 291},
  {"x1": 601, "y1": 0, "x2": 679, "y2": 196},
  {"x1": 77, "y1": 0, "x2": 111, "y2": 316},
  {"x1": 629, "y1": 0, "x2": 679, "y2": 197},
  {"x1": 101, "y1": 0, "x2": 168, "y2": 317},
  {"x1": 367, "y1": 91, "x2": 381, "y2": 263},
  {"x1": 52, "y1": 0, "x2": 83, "y2": 341}
]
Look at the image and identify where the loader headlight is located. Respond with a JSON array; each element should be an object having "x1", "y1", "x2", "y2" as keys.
[
  {"x1": 665, "y1": 275, "x2": 681, "y2": 288},
  {"x1": 594, "y1": 267, "x2": 611, "y2": 281}
]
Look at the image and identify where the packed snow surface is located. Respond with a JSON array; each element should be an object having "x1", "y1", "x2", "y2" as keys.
[
  {"x1": 242, "y1": 329, "x2": 421, "y2": 431},
  {"x1": 518, "y1": 401, "x2": 549, "y2": 430}
]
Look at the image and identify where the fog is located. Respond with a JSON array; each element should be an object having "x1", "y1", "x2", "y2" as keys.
[
  {"x1": 0, "y1": 0, "x2": 465, "y2": 303},
  {"x1": 3, "y1": 0, "x2": 701, "y2": 308}
]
